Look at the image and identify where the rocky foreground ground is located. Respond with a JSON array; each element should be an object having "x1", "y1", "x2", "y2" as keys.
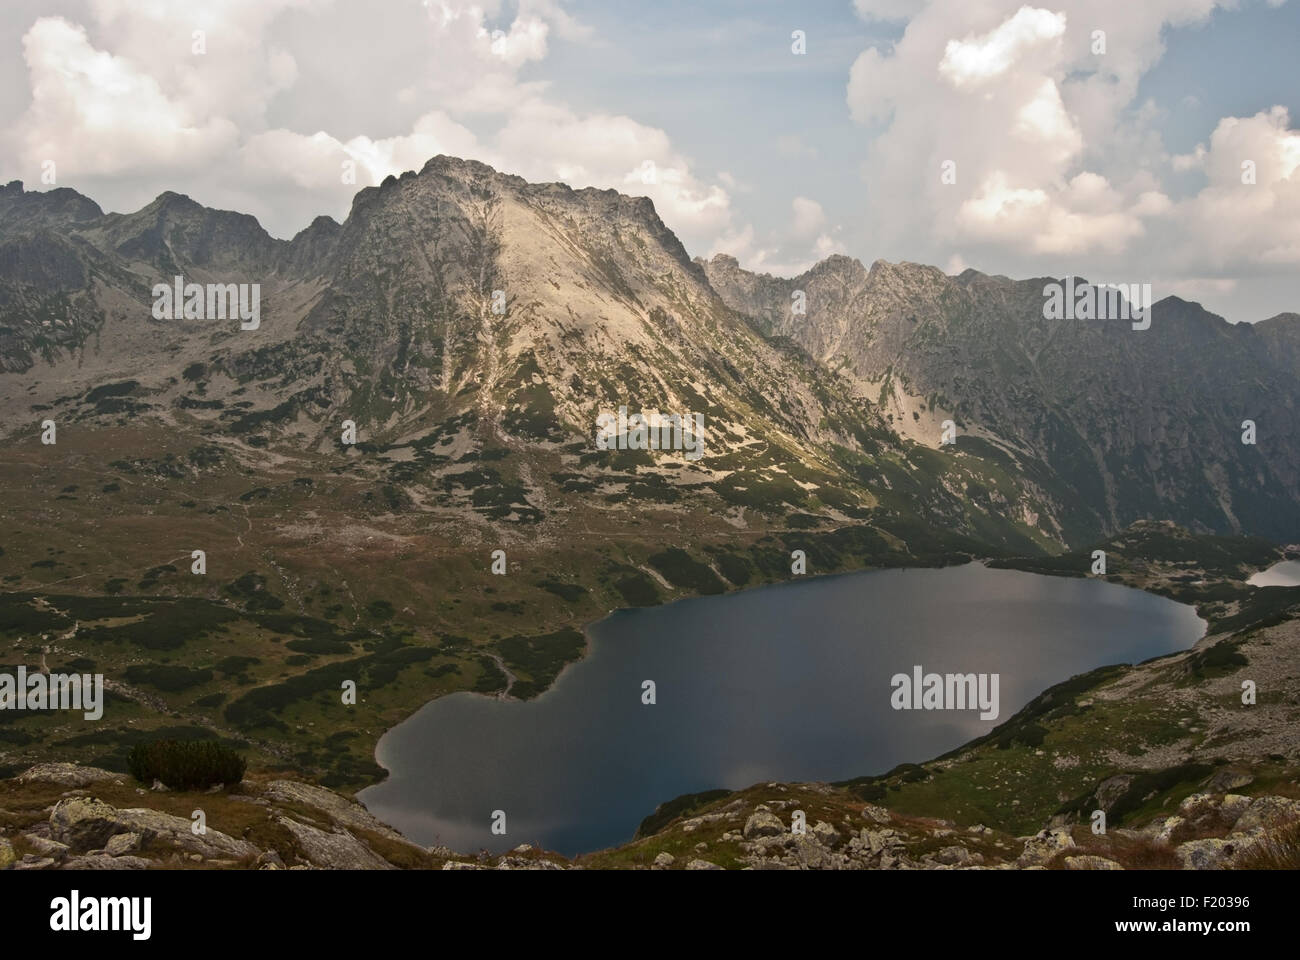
[{"x1": 1, "y1": 761, "x2": 1297, "y2": 870}]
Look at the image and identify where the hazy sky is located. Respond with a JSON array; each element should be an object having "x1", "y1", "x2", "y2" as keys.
[{"x1": 1, "y1": 0, "x2": 1297, "y2": 322}]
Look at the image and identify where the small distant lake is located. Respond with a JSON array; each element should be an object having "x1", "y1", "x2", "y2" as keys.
[
  {"x1": 358, "y1": 563, "x2": 1204, "y2": 857},
  {"x1": 1248, "y1": 559, "x2": 1300, "y2": 587}
]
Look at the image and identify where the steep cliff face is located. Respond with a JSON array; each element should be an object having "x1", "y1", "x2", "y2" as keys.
[
  {"x1": 703, "y1": 253, "x2": 1300, "y2": 544},
  {"x1": 2, "y1": 156, "x2": 1298, "y2": 549},
  {"x1": 0, "y1": 157, "x2": 1073, "y2": 553}
]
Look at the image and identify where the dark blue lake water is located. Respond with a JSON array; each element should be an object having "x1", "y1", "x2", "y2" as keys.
[{"x1": 358, "y1": 563, "x2": 1204, "y2": 856}]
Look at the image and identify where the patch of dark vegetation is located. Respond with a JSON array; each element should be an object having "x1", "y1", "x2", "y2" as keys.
[
  {"x1": 285, "y1": 637, "x2": 352, "y2": 655},
  {"x1": 0, "y1": 594, "x2": 73, "y2": 633},
  {"x1": 648, "y1": 547, "x2": 725, "y2": 595},
  {"x1": 124, "y1": 664, "x2": 213, "y2": 692},
  {"x1": 85, "y1": 380, "x2": 137, "y2": 403},
  {"x1": 366, "y1": 599, "x2": 394, "y2": 621},
  {"x1": 187, "y1": 444, "x2": 224, "y2": 468},
  {"x1": 223, "y1": 636, "x2": 436, "y2": 729},
  {"x1": 705, "y1": 548, "x2": 753, "y2": 587},
  {"x1": 943, "y1": 664, "x2": 1129, "y2": 755},
  {"x1": 127, "y1": 739, "x2": 246, "y2": 790},
  {"x1": 77, "y1": 597, "x2": 242, "y2": 651},
  {"x1": 472, "y1": 655, "x2": 508, "y2": 694},
  {"x1": 1057, "y1": 761, "x2": 1218, "y2": 826},
  {"x1": 1180, "y1": 637, "x2": 1248, "y2": 681},
  {"x1": 224, "y1": 572, "x2": 284, "y2": 611},
  {"x1": 498, "y1": 627, "x2": 585, "y2": 699},
  {"x1": 610, "y1": 568, "x2": 660, "y2": 607},
  {"x1": 636, "y1": 788, "x2": 732, "y2": 838},
  {"x1": 535, "y1": 578, "x2": 588, "y2": 603},
  {"x1": 1209, "y1": 586, "x2": 1300, "y2": 634}
]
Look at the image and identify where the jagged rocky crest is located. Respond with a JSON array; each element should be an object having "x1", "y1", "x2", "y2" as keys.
[{"x1": 2, "y1": 156, "x2": 1299, "y2": 549}]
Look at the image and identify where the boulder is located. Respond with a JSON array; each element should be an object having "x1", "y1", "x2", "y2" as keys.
[
  {"x1": 1174, "y1": 837, "x2": 1258, "y2": 870},
  {"x1": 277, "y1": 816, "x2": 393, "y2": 870},
  {"x1": 114, "y1": 808, "x2": 257, "y2": 860},
  {"x1": 652, "y1": 852, "x2": 675, "y2": 868},
  {"x1": 49, "y1": 797, "x2": 124, "y2": 851},
  {"x1": 1205, "y1": 769, "x2": 1253, "y2": 794},
  {"x1": 685, "y1": 858, "x2": 723, "y2": 870},
  {"x1": 104, "y1": 832, "x2": 142, "y2": 856},
  {"x1": 860, "y1": 804, "x2": 892, "y2": 825},
  {"x1": 1063, "y1": 855, "x2": 1124, "y2": 870},
  {"x1": 61, "y1": 855, "x2": 152, "y2": 870},
  {"x1": 1153, "y1": 816, "x2": 1185, "y2": 845},
  {"x1": 1094, "y1": 775, "x2": 1135, "y2": 812},
  {"x1": 742, "y1": 807, "x2": 785, "y2": 839},
  {"x1": 263, "y1": 780, "x2": 418, "y2": 849},
  {"x1": 1018, "y1": 827, "x2": 1075, "y2": 865},
  {"x1": 23, "y1": 835, "x2": 69, "y2": 859},
  {"x1": 935, "y1": 844, "x2": 971, "y2": 866},
  {"x1": 812, "y1": 821, "x2": 843, "y2": 848},
  {"x1": 49, "y1": 796, "x2": 257, "y2": 860},
  {"x1": 1220, "y1": 794, "x2": 1252, "y2": 824},
  {"x1": 15, "y1": 763, "x2": 119, "y2": 788},
  {"x1": 1229, "y1": 797, "x2": 1300, "y2": 837},
  {"x1": 1179, "y1": 793, "x2": 1216, "y2": 816},
  {"x1": 0, "y1": 838, "x2": 15, "y2": 870}
]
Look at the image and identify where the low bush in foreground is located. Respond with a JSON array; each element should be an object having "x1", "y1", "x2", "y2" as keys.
[{"x1": 126, "y1": 739, "x2": 247, "y2": 790}]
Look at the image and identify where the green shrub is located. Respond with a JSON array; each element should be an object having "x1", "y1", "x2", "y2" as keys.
[
  {"x1": 124, "y1": 664, "x2": 213, "y2": 692},
  {"x1": 126, "y1": 739, "x2": 246, "y2": 790}
]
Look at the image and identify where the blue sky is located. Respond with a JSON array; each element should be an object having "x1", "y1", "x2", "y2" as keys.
[{"x1": 1, "y1": 0, "x2": 1298, "y2": 320}]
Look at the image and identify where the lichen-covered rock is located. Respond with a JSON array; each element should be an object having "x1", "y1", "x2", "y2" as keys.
[
  {"x1": 1174, "y1": 837, "x2": 1258, "y2": 870},
  {"x1": 1063, "y1": 855, "x2": 1124, "y2": 870},
  {"x1": 935, "y1": 844, "x2": 971, "y2": 866},
  {"x1": 16, "y1": 764, "x2": 119, "y2": 788},
  {"x1": 50, "y1": 796, "x2": 257, "y2": 860},
  {"x1": 49, "y1": 797, "x2": 124, "y2": 852},
  {"x1": 24, "y1": 834, "x2": 69, "y2": 859},
  {"x1": 742, "y1": 807, "x2": 785, "y2": 839},
  {"x1": 277, "y1": 816, "x2": 393, "y2": 870},
  {"x1": 1220, "y1": 794, "x2": 1252, "y2": 824},
  {"x1": 812, "y1": 821, "x2": 843, "y2": 848},
  {"x1": 264, "y1": 780, "x2": 419, "y2": 850},
  {"x1": 61, "y1": 855, "x2": 152, "y2": 870},
  {"x1": 1229, "y1": 797, "x2": 1300, "y2": 837},
  {"x1": 104, "y1": 832, "x2": 142, "y2": 856},
  {"x1": 1018, "y1": 827, "x2": 1075, "y2": 865}
]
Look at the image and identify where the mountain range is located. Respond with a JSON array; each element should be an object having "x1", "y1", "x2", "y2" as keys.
[
  {"x1": 3, "y1": 156, "x2": 1296, "y2": 554},
  {"x1": 1, "y1": 156, "x2": 1298, "y2": 791}
]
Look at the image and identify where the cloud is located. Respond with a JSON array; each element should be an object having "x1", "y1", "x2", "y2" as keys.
[
  {"x1": 844, "y1": 0, "x2": 1297, "y2": 290},
  {"x1": 938, "y1": 7, "x2": 1066, "y2": 89},
  {"x1": 1, "y1": 0, "x2": 741, "y2": 255},
  {"x1": 707, "y1": 201, "x2": 845, "y2": 278},
  {"x1": 16, "y1": 17, "x2": 239, "y2": 177},
  {"x1": 1172, "y1": 106, "x2": 1300, "y2": 271},
  {"x1": 791, "y1": 196, "x2": 826, "y2": 238}
]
